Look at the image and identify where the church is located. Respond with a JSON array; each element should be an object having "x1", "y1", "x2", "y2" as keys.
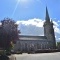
[{"x1": 14, "y1": 7, "x2": 56, "y2": 52}]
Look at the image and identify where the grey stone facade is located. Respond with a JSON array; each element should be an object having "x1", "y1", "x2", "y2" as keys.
[
  {"x1": 43, "y1": 7, "x2": 56, "y2": 49},
  {"x1": 14, "y1": 7, "x2": 56, "y2": 52}
]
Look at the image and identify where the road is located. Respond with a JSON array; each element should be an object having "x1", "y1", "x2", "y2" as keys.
[{"x1": 11, "y1": 52, "x2": 60, "y2": 60}]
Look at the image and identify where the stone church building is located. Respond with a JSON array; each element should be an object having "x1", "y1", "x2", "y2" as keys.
[{"x1": 14, "y1": 7, "x2": 56, "y2": 52}]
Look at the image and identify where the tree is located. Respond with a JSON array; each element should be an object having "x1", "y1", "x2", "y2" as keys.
[
  {"x1": 57, "y1": 42, "x2": 60, "y2": 50},
  {"x1": 0, "y1": 27, "x2": 6, "y2": 48},
  {"x1": 0, "y1": 18, "x2": 20, "y2": 52}
]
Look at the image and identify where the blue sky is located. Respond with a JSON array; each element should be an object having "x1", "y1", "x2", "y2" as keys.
[
  {"x1": 0, "y1": 0, "x2": 60, "y2": 41},
  {"x1": 0, "y1": 0, "x2": 60, "y2": 20}
]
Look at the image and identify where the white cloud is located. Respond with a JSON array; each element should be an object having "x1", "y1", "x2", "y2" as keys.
[
  {"x1": 16, "y1": 18, "x2": 44, "y2": 36},
  {"x1": 53, "y1": 21, "x2": 59, "y2": 27},
  {"x1": 53, "y1": 21, "x2": 60, "y2": 34},
  {"x1": 16, "y1": 18, "x2": 60, "y2": 41},
  {"x1": 54, "y1": 27, "x2": 60, "y2": 34},
  {"x1": 16, "y1": 18, "x2": 45, "y2": 27}
]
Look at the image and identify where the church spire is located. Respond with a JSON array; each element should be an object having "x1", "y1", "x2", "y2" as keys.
[{"x1": 45, "y1": 7, "x2": 50, "y2": 22}]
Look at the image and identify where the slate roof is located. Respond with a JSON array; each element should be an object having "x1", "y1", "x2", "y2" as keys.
[{"x1": 19, "y1": 35, "x2": 47, "y2": 40}]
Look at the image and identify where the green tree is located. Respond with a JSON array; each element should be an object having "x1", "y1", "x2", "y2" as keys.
[
  {"x1": 0, "y1": 18, "x2": 20, "y2": 53},
  {"x1": 57, "y1": 42, "x2": 60, "y2": 50}
]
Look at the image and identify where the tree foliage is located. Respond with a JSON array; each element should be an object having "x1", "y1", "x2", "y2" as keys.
[
  {"x1": 57, "y1": 42, "x2": 60, "y2": 49},
  {"x1": 0, "y1": 18, "x2": 20, "y2": 50}
]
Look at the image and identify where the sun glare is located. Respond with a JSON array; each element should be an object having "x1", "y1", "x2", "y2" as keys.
[
  {"x1": 17, "y1": 0, "x2": 32, "y2": 7},
  {"x1": 18, "y1": 0, "x2": 29, "y2": 3},
  {"x1": 12, "y1": 0, "x2": 32, "y2": 17}
]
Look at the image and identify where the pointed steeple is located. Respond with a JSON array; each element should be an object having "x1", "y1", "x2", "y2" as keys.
[{"x1": 45, "y1": 7, "x2": 50, "y2": 22}]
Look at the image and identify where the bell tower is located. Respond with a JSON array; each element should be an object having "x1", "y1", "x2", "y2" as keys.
[{"x1": 43, "y1": 7, "x2": 56, "y2": 49}]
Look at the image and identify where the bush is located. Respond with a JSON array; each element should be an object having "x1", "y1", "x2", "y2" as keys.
[{"x1": 0, "y1": 55, "x2": 9, "y2": 60}]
